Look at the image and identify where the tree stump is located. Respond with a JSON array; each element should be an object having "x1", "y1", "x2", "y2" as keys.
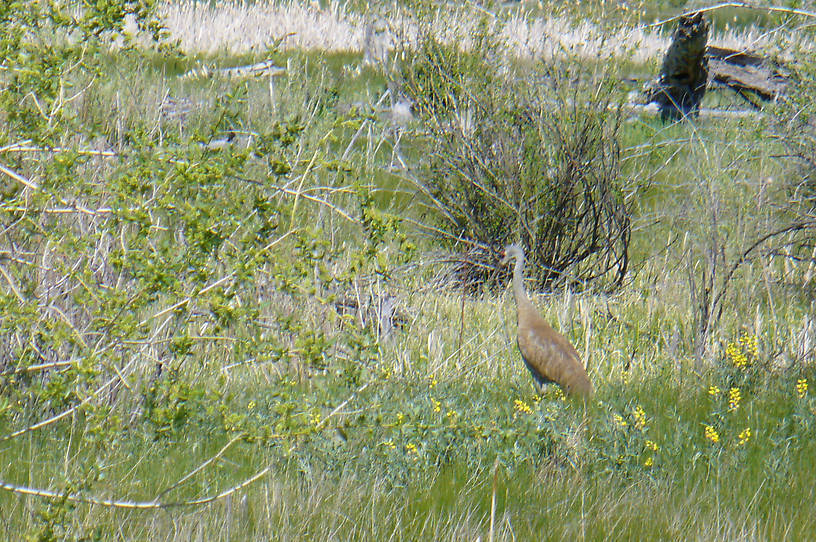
[{"x1": 644, "y1": 12, "x2": 709, "y2": 120}]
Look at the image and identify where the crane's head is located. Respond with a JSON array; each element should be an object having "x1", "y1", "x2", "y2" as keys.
[{"x1": 500, "y1": 243, "x2": 524, "y2": 266}]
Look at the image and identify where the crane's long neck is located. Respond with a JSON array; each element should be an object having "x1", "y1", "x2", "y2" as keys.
[{"x1": 512, "y1": 254, "x2": 530, "y2": 307}]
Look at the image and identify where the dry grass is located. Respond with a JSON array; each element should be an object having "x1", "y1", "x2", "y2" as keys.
[{"x1": 159, "y1": 0, "x2": 780, "y2": 61}]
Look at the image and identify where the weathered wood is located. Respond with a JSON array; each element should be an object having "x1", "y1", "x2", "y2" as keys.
[
  {"x1": 642, "y1": 13, "x2": 789, "y2": 116},
  {"x1": 179, "y1": 60, "x2": 285, "y2": 81},
  {"x1": 643, "y1": 12, "x2": 710, "y2": 120},
  {"x1": 707, "y1": 46, "x2": 788, "y2": 103}
]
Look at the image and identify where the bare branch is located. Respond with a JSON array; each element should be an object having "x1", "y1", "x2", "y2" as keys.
[{"x1": 647, "y1": 2, "x2": 816, "y2": 30}]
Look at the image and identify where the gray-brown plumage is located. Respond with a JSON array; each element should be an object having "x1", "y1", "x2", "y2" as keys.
[{"x1": 501, "y1": 244, "x2": 593, "y2": 398}]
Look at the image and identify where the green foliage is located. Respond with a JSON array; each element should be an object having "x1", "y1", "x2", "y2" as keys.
[{"x1": 0, "y1": 1, "x2": 409, "y2": 529}]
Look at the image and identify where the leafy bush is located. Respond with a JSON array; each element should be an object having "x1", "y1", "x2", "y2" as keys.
[
  {"x1": 399, "y1": 26, "x2": 632, "y2": 289},
  {"x1": 0, "y1": 4, "x2": 398, "y2": 529}
]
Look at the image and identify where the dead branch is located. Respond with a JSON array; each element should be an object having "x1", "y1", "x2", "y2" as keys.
[{"x1": 647, "y1": 2, "x2": 816, "y2": 29}]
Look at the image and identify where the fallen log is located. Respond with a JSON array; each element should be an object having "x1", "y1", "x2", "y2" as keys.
[{"x1": 707, "y1": 45, "x2": 788, "y2": 104}]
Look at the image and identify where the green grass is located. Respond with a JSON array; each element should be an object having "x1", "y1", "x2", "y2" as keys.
[{"x1": 2, "y1": 363, "x2": 815, "y2": 539}]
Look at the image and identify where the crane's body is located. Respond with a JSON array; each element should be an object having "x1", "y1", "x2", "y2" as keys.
[{"x1": 502, "y1": 244, "x2": 593, "y2": 398}]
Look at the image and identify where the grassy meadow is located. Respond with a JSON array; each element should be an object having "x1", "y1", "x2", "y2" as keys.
[{"x1": 1, "y1": 0, "x2": 816, "y2": 540}]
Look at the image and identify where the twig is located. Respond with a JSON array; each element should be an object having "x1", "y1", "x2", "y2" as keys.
[
  {"x1": 0, "y1": 359, "x2": 75, "y2": 376},
  {"x1": 711, "y1": 221, "x2": 814, "y2": 313},
  {"x1": 315, "y1": 382, "x2": 371, "y2": 430},
  {"x1": 0, "y1": 352, "x2": 135, "y2": 442},
  {"x1": 0, "y1": 144, "x2": 117, "y2": 157},
  {"x1": 154, "y1": 432, "x2": 246, "y2": 501},
  {"x1": 138, "y1": 273, "x2": 233, "y2": 328},
  {"x1": 341, "y1": 118, "x2": 370, "y2": 161},
  {"x1": 176, "y1": 466, "x2": 272, "y2": 506},
  {"x1": 0, "y1": 207, "x2": 113, "y2": 216},
  {"x1": 0, "y1": 162, "x2": 38, "y2": 190},
  {"x1": 275, "y1": 186, "x2": 357, "y2": 223},
  {"x1": 232, "y1": 174, "x2": 358, "y2": 223},
  {"x1": 647, "y1": 2, "x2": 816, "y2": 29},
  {"x1": 289, "y1": 149, "x2": 320, "y2": 228},
  {"x1": 0, "y1": 373, "x2": 121, "y2": 442},
  {"x1": 0, "y1": 263, "x2": 25, "y2": 302},
  {"x1": 0, "y1": 466, "x2": 272, "y2": 509},
  {"x1": 488, "y1": 458, "x2": 499, "y2": 542},
  {"x1": 47, "y1": 303, "x2": 89, "y2": 349}
]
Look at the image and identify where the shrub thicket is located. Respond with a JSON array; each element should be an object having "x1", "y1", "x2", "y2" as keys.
[
  {"x1": 399, "y1": 26, "x2": 633, "y2": 289},
  {"x1": 0, "y1": 4, "x2": 402, "y2": 532}
]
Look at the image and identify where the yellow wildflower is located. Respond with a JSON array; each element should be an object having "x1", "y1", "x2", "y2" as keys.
[
  {"x1": 396, "y1": 412, "x2": 405, "y2": 424},
  {"x1": 739, "y1": 333, "x2": 759, "y2": 357},
  {"x1": 708, "y1": 385, "x2": 721, "y2": 396},
  {"x1": 704, "y1": 424, "x2": 720, "y2": 443},
  {"x1": 644, "y1": 457, "x2": 654, "y2": 467},
  {"x1": 405, "y1": 443, "x2": 418, "y2": 455},
  {"x1": 644, "y1": 440, "x2": 659, "y2": 452},
  {"x1": 726, "y1": 342, "x2": 748, "y2": 369},
  {"x1": 309, "y1": 411, "x2": 321, "y2": 426},
  {"x1": 725, "y1": 333, "x2": 758, "y2": 369},
  {"x1": 514, "y1": 399, "x2": 532, "y2": 415},
  {"x1": 738, "y1": 427, "x2": 752, "y2": 446},
  {"x1": 428, "y1": 374, "x2": 437, "y2": 388},
  {"x1": 431, "y1": 398, "x2": 441, "y2": 413},
  {"x1": 247, "y1": 401, "x2": 256, "y2": 410},
  {"x1": 728, "y1": 387, "x2": 741, "y2": 411},
  {"x1": 633, "y1": 406, "x2": 647, "y2": 429},
  {"x1": 613, "y1": 414, "x2": 627, "y2": 427},
  {"x1": 382, "y1": 439, "x2": 396, "y2": 450},
  {"x1": 797, "y1": 378, "x2": 808, "y2": 398}
]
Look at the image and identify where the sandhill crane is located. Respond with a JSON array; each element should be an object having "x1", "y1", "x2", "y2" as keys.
[{"x1": 501, "y1": 244, "x2": 593, "y2": 399}]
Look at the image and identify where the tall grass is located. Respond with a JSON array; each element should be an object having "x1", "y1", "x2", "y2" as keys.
[{"x1": 159, "y1": 0, "x2": 780, "y2": 60}]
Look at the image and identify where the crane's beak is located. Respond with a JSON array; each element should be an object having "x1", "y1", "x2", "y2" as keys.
[{"x1": 500, "y1": 251, "x2": 510, "y2": 266}]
